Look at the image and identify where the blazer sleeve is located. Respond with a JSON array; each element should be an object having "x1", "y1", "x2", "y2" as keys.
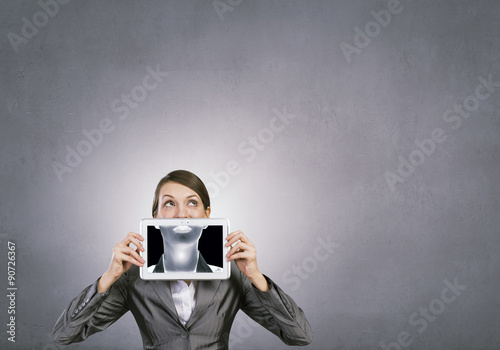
[
  {"x1": 239, "y1": 272, "x2": 313, "y2": 345},
  {"x1": 51, "y1": 274, "x2": 130, "y2": 345}
]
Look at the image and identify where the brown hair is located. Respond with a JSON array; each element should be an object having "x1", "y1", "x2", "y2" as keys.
[{"x1": 151, "y1": 170, "x2": 211, "y2": 217}]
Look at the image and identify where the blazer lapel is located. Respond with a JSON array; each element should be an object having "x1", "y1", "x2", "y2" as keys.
[
  {"x1": 187, "y1": 279, "x2": 221, "y2": 326},
  {"x1": 148, "y1": 280, "x2": 179, "y2": 320}
]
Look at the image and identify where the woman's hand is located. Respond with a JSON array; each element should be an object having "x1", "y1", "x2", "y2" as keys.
[
  {"x1": 98, "y1": 232, "x2": 145, "y2": 293},
  {"x1": 226, "y1": 230, "x2": 269, "y2": 291}
]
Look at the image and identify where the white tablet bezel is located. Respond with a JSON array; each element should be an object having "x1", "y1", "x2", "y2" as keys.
[{"x1": 139, "y1": 218, "x2": 231, "y2": 280}]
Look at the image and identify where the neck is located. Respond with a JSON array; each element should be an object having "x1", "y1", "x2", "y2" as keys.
[{"x1": 163, "y1": 241, "x2": 199, "y2": 272}]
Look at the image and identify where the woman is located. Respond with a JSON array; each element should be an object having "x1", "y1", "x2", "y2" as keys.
[{"x1": 52, "y1": 170, "x2": 313, "y2": 349}]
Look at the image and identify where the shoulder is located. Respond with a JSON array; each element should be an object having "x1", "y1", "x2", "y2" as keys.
[{"x1": 208, "y1": 264, "x2": 224, "y2": 273}]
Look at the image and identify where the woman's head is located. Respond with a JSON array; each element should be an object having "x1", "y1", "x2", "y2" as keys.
[{"x1": 152, "y1": 170, "x2": 211, "y2": 219}]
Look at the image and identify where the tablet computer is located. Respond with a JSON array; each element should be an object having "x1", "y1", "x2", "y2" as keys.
[{"x1": 139, "y1": 218, "x2": 231, "y2": 280}]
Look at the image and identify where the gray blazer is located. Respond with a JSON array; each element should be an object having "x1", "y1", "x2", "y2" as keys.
[{"x1": 52, "y1": 263, "x2": 313, "y2": 349}]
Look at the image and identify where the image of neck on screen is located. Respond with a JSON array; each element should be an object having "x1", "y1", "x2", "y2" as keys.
[{"x1": 158, "y1": 224, "x2": 204, "y2": 272}]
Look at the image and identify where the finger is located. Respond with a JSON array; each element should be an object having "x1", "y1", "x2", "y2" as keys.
[
  {"x1": 226, "y1": 243, "x2": 241, "y2": 257},
  {"x1": 228, "y1": 231, "x2": 255, "y2": 248},
  {"x1": 226, "y1": 230, "x2": 242, "y2": 242},
  {"x1": 227, "y1": 251, "x2": 252, "y2": 262},
  {"x1": 226, "y1": 241, "x2": 251, "y2": 254},
  {"x1": 240, "y1": 235, "x2": 254, "y2": 248},
  {"x1": 225, "y1": 231, "x2": 244, "y2": 246},
  {"x1": 122, "y1": 232, "x2": 143, "y2": 244},
  {"x1": 116, "y1": 246, "x2": 145, "y2": 265},
  {"x1": 130, "y1": 236, "x2": 145, "y2": 252},
  {"x1": 117, "y1": 248, "x2": 145, "y2": 266},
  {"x1": 230, "y1": 241, "x2": 255, "y2": 256},
  {"x1": 125, "y1": 246, "x2": 145, "y2": 263},
  {"x1": 119, "y1": 253, "x2": 145, "y2": 267},
  {"x1": 226, "y1": 242, "x2": 255, "y2": 259},
  {"x1": 129, "y1": 232, "x2": 143, "y2": 240},
  {"x1": 118, "y1": 233, "x2": 145, "y2": 252}
]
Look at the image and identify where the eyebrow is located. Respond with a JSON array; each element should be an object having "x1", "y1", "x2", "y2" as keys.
[{"x1": 161, "y1": 194, "x2": 199, "y2": 200}]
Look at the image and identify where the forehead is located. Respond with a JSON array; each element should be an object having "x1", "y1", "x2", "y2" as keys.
[{"x1": 159, "y1": 181, "x2": 199, "y2": 199}]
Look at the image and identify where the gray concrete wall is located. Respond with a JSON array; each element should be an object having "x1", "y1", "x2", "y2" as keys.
[{"x1": 1, "y1": 0, "x2": 499, "y2": 349}]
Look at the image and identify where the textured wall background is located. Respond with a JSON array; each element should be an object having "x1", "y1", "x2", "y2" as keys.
[{"x1": 1, "y1": 1, "x2": 499, "y2": 349}]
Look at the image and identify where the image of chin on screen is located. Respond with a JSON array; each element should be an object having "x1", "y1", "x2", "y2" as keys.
[{"x1": 148, "y1": 224, "x2": 222, "y2": 273}]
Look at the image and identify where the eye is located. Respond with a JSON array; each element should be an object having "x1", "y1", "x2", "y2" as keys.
[
  {"x1": 187, "y1": 200, "x2": 198, "y2": 207},
  {"x1": 163, "y1": 200, "x2": 174, "y2": 207}
]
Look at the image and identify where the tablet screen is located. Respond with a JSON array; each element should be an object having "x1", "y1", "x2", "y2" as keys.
[{"x1": 139, "y1": 218, "x2": 230, "y2": 280}]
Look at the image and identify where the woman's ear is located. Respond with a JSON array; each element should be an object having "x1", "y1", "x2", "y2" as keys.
[{"x1": 205, "y1": 206, "x2": 211, "y2": 218}]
